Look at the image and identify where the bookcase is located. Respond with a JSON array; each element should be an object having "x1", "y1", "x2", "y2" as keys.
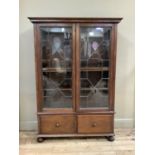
[{"x1": 29, "y1": 17, "x2": 122, "y2": 142}]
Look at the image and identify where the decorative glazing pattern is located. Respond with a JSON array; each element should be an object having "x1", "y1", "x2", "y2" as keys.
[
  {"x1": 40, "y1": 27, "x2": 73, "y2": 108},
  {"x1": 80, "y1": 27, "x2": 111, "y2": 108}
]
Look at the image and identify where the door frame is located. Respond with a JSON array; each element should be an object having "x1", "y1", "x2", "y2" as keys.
[
  {"x1": 34, "y1": 23, "x2": 76, "y2": 113},
  {"x1": 75, "y1": 23, "x2": 117, "y2": 113}
]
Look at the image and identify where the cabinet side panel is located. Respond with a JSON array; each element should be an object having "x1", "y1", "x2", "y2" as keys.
[
  {"x1": 109, "y1": 24, "x2": 117, "y2": 111},
  {"x1": 34, "y1": 24, "x2": 43, "y2": 112},
  {"x1": 112, "y1": 24, "x2": 117, "y2": 111}
]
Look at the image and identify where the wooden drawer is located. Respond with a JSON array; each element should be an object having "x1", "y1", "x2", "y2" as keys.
[
  {"x1": 78, "y1": 115, "x2": 113, "y2": 134},
  {"x1": 40, "y1": 115, "x2": 76, "y2": 134}
]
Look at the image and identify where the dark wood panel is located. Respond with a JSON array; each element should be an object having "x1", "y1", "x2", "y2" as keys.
[
  {"x1": 40, "y1": 115, "x2": 76, "y2": 134},
  {"x1": 72, "y1": 24, "x2": 76, "y2": 113},
  {"x1": 78, "y1": 115, "x2": 113, "y2": 134},
  {"x1": 111, "y1": 24, "x2": 117, "y2": 111},
  {"x1": 33, "y1": 24, "x2": 44, "y2": 112},
  {"x1": 75, "y1": 23, "x2": 80, "y2": 112}
]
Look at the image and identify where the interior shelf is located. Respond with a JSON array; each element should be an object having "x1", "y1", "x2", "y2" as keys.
[
  {"x1": 42, "y1": 67, "x2": 71, "y2": 72},
  {"x1": 44, "y1": 88, "x2": 72, "y2": 91},
  {"x1": 81, "y1": 67, "x2": 109, "y2": 71},
  {"x1": 43, "y1": 88, "x2": 108, "y2": 91},
  {"x1": 42, "y1": 67, "x2": 109, "y2": 72}
]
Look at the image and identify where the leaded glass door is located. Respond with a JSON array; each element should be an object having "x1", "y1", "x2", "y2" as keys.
[
  {"x1": 77, "y1": 24, "x2": 112, "y2": 111},
  {"x1": 39, "y1": 24, "x2": 75, "y2": 111}
]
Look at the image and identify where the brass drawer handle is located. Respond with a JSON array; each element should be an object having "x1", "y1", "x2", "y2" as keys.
[
  {"x1": 55, "y1": 122, "x2": 61, "y2": 128},
  {"x1": 92, "y1": 122, "x2": 97, "y2": 127}
]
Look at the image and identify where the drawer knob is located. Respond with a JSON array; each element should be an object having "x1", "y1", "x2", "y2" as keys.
[
  {"x1": 92, "y1": 122, "x2": 97, "y2": 127},
  {"x1": 55, "y1": 122, "x2": 61, "y2": 128}
]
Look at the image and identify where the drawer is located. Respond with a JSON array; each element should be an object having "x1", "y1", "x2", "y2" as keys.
[
  {"x1": 78, "y1": 115, "x2": 113, "y2": 134},
  {"x1": 40, "y1": 115, "x2": 76, "y2": 134}
]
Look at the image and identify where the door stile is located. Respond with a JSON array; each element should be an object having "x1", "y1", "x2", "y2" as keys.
[
  {"x1": 72, "y1": 24, "x2": 76, "y2": 112},
  {"x1": 75, "y1": 24, "x2": 80, "y2": 112},
  {"x1": 34, "y1": 24, "x2": 44, "y2": 112}
]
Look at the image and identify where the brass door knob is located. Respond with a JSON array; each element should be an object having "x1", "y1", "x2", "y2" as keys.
[
  {"x1": 55, "y1": 122, "x2": 60, "y2": 128},
  {"x1": 92, "y1": 122, "x2": 97, "y2": 127}
]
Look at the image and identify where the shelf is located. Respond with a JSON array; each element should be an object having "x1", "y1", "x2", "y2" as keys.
[
  {"x1": 42, "y1": 59, "x2": 72, "y2": 62},
  {"x1": 81, "y1": 67, "x2": 109, "y2": 71},
  {"x1": 42, "y1": 67, "x2": 71, "y2": 72},
  {"x1": 81, "y1": 88, "x2": 108, "y2": 90},
  {"x1": 43, "y1": 88, "x2": 108, "y2": 91},
  {"x1": 42, "y1": 67, "x2": 109, "y2": 72},
  {"x1": 43, "y1": 96, "x2": 71, "y2": 98},
  {"x1": 44, "y1": 88, "x2": 72, "y2": 91}
]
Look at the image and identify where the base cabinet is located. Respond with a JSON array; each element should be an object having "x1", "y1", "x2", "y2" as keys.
[
  {"x1": 29, "y1": 17, "x2": 122, "y2": 142},
  {"x1": 39, "y1": 114, "x2": 113, "y2": 135}
]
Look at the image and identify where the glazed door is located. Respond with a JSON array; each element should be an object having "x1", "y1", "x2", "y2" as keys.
[
  {"x1": 76, "y1": 24, "x2": 113, "y2": 111},
  {"x1": 38, "y1": 24, "x2": 76, "y2": 112}
]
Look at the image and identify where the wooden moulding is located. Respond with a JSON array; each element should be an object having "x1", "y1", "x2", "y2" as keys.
[
  {"x1": 37, "y1": 133, "x2": 115, "y2": 138},
  {"x1": 28, "y1": 17, "x2": 122, "y2": 24}
]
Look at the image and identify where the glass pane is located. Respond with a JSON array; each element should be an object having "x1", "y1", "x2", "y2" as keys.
[
  {"x1": 40, "y1": 27, "x2": 73, "y2": 108},
  {"x1": 80, "y1": 26, "x2": 111, "y2": 109}
]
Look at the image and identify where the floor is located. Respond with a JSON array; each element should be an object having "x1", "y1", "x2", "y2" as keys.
[{"x1": 19, "y1": 129, "x2": 134, "y2": 155}]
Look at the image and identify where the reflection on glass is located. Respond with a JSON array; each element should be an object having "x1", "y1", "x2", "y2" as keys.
[
  {"x1": 40, "y1": 27, "x2": 72, "y2": 108},
  {"x1": 80, "y1": 26, "x2": 111, "y2": 109}
]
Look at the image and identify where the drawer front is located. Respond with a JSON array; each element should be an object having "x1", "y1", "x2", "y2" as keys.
[
  {"x1": 78, "y1": 115, "x2": 113, "y2": 134},
  {"x1": 40, "y1": 115, "x2": 76, "y2": 134}
]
